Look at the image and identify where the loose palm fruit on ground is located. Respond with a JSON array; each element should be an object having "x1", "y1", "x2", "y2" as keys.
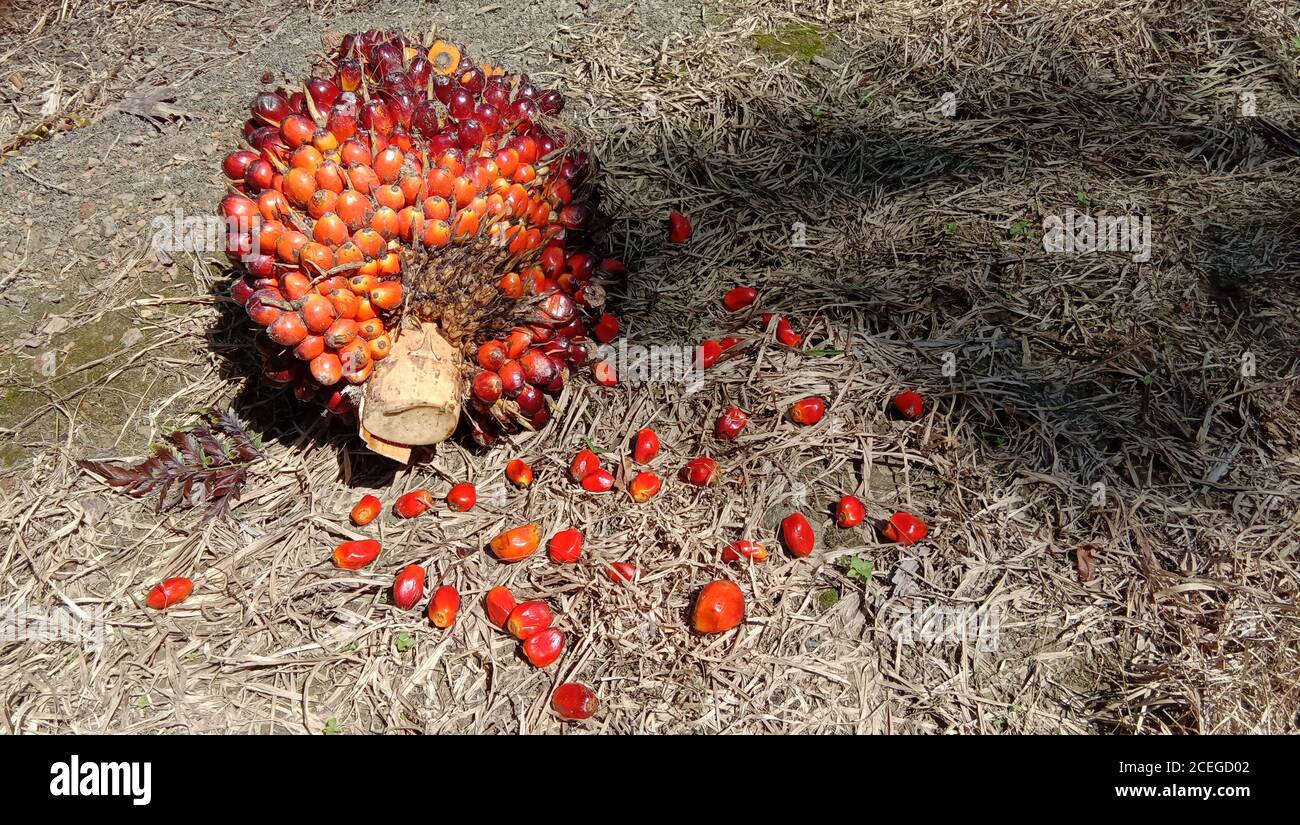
[
  {"x1": 489, "y1": 523, "x2": 542, "y2": 561},
  {"x1": 881, "y1": 512, "x2": 929, "y2": 545},
  {"x1": 429, "y1": 585, "x2": 461, "y2": 628},
  {"x1": 693, "y1": 580, "x2": 745, "y2": 633},
  {"x1": 394, "y1": 489, "x2": 434, "y2": 518},
  {"x1": 608, "y1": 561, "x2": 638, "y2": 582},
  {"x1": 446, "y1": 482, "x2": 477, "y2": 511},
  {"x1": 350, "y1": 494, "x2": 382, "y2": 526},
  {"x1": 333, "y1": 538, "x2": 381, "y2": 569},
  {"x1": 723, "y1": 286, "x2": 758, "y2": 312},
  {"x1": 145, "y1": 577, "x2": 193, "y2": 609},
  {"x1": 392, "y1": 564, "x2": 425, "y2": 610},
  {"x1": 668, "y1": 210, "x2": 692, "y2": 243},
  {"x1": 789, "y1": 396, "x2": 825, "y2": 425},
  {"x1": 506, "y1": 458, "x2": 534, "y2": 487},
  {"x1": 223, "y1": 31, "x2": 623, "y2": 457},
  {"x1": 760, "y1": 313, "x2": 802, "y2": 347},
  {"x1": 715, "y1": 406, "x2": 749, "y2": 439},
  {"x1": 629, "y1": 471, "x2": 662, "y2": 503},
  {"x1": 632, "y1": 428, "x2": 660, "y2": 463},
  {"x1": 506, "y1": 600, "x2": 554, "y2": 640},
  {"x1": 549, "y1": 528, "x2": 584, "y2": 563},
  {"x1": 893, "y1": 390, "x2": 924, "y2": 420},
  {"x1": 581, "y1": 468, "x2": 615, "y2": 492},
  {"x1": 569, "y1": 448, "x2": 601, "y2": 482},
  {"x1": 485, "y1": 585, "x2": 517, "y2": 627},
  {"x1": 836, "y1": 495, "x2": 865, "y2": 528},
  {"x1": 552, "y1": 683, "x2": 600, "y2": 720},
  {"x1": 522, "y1": 627, "x2": 565, "y2": 667},
  {"x1": 722, "y1": 540, "x2": 768, "y2": 564},
  {"x1": 700, "y1": 339, "x2": 723, "y2": 368},
  {"x1": 781, "y1": 512, "x2": 815, "y2": 557},
  {"x1": 682, "y1": 456, "x2": 719, "y2": 486}
]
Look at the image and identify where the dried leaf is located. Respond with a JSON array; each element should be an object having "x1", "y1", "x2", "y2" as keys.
[
  {"x1": 1075, "y1": 544, "x2": 1098, "y2": 583},
  {"x1": 116, "y1": 85, "x2": 190, "y2": 124},
  {"x1": 78, "y1": 408, "x2": 263, "y2": 520}
]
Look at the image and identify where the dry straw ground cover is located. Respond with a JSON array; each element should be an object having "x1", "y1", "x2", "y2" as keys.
[{"x1": 0, "y1": 0, "x2": 1297, "y2": 733}]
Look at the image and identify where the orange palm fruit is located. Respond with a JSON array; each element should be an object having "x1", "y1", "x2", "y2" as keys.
[
  {"x1": 628, "y1": 471, "x2": 662, "y2": 503},
  {"x1": 505, "y1": 458, "x2": 534, "y2": 488},
  {"x1": 721, "y1": 540, "x2": 768, "y2": 564},
  {"x1": 489, "y1": 523, "x2": 541, "y2": 561},
  {"x1": 350, "y1": 494, "x2": 382, "y2": 526},
  {"x1": 693, "y1": 580, "x2": 745, "y2": 634}
]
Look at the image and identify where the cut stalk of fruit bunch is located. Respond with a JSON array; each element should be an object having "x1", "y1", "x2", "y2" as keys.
[{"x1": 223, "y1": 31, "x2": 623, "y2": 461}]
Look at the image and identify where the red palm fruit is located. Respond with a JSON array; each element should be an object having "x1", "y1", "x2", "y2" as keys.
[
  {"x1": 715, "y1": 407, "x2": 749, "y2": 439},
  {"x1": 608, "y1": 561, "x2": 639, "y2": 582},
  {"x1": 629, "y1": 471, "x2": 662, "y2": 503},
  {"x1": 723, "y1": 286, "x2": 758, "y2": 312},
  {"x1": 485, "y1": 585, "x2": 516, "y2": 628},
  {"x1": 581, "y1": 468, "x2": 615, "y2": 492},
  {"x1": 893, "y1": 390, "x2": 924, "y2": 420},
  {"x1": 519, "y1": 348, "x2": 557, "y2": 386},
  {"x1": 781, "y1": 512, "x2": 815, "y2": 558},
  {"x1": 446, "y1": 482, "x2": 477, "y2": 511},
  {"x1": 682, "y1": 457, "x2": 719, "y2": 487},
  {"x1": 145, "y1": 577, "x2": 193, "y2": 610},
  {"x1": 722, "y1": 540, "x2": 768, "y2": 564},
  {"x1": 394, "y1": 489, "x2": 434, "y2": 518},
  {"x1": 700, "y1": 339, "x2": 723, "y2": 369},
  {"x1": 477, "y1": 340, "x2": 508, "y2": 370},
  {"x1": 551, "y1": 683, "x2": 600, "y2": 720},
  {"x1": 392, "y1": 564, "x2": 426, "y2": 610},
  {"x1": 548, "y1": 528, "x2": 584, "y2": 564},
  {"x1": 881, "y1": 512, "x2": 929, "y2": 545},
  {"x1": 522, "y1": 627, "x2": 565, "y2": 668},
  {"x1": 789, "y1": 396, "x2": 826, "y2": 425},
  {"x1": 428, "y1": 585, "x2": 461, "y2": 628},
  {"x1": 506, "y1": 600, "x2": 553, "y2": 639},
  {"x1": 760, "y1": 313, "x2": 803, "y2": 347},
  {"x1": 472, "y1": 371, "x2": 503, "y2": 404},
  {"x1": 506, "y1": 458, "x2": 534, "y2": 488},
  {"x1": 693, "y1": 580, "x2": 744, "y2": 633},
  {"x1": 569, "y1": 448, "x2": 601, "y2": 482},
  {"x1": 835, "y1": 495, "x2": 866, "y2": 528},
  {"x1": 591, "y1": 313, "x2": 618, "y2": 343},
  {"x1": 223, "y1": 150, "x2": 259, "y2": 179},
  {"x1": 350, "y1": 494, "x2": 382, "y2": 526},
  {"x1": 592, "y1": 360, "x2": 618, "y2": 387},
  {"x1": 668, "y1": 210, "x2": 692, "y2": 243},
  {"x1": 489, "y1": 523, "x2": 542, "y2": 562},
  {"x1": 333, "y1": 538, "x2": 381, "y2": 569},
  {"x1": 632, "y1": 428, "x2": 660, "y2": 463}
]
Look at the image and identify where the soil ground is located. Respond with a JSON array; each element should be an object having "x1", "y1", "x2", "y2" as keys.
[{"x1": 1, "y1": 0, "x2": 1298, "y2": 733}]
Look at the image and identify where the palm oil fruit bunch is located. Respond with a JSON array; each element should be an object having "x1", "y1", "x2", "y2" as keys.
[{"x1": 222, "y1": 30, "x2": 621, "y2": 459}]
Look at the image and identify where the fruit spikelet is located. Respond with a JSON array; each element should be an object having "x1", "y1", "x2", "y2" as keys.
[{"x1": 222, "y1": 31, "x2": 621, "y2": 457}]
